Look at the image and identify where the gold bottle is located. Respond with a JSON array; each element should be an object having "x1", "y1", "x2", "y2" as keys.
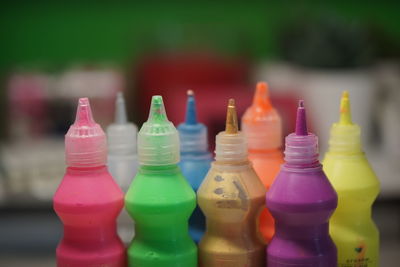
[{"x1": 197, "y1": 99, "x2": 266, "y2": 267}]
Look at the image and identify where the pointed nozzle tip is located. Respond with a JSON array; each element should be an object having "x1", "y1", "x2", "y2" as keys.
[
  {"x1": 148, "y1": 95, "x2": 168, "y2": 122},
  {"x1": 115, "y1": 91, "x2": 127, "y2": 124},
  {"x1": 226, "y1": 98, "x2": 238, "y2": 134},
  {"x1": 253, "y1": 82, "x2": 272, "y2": 109},
  {"x1": 184, "y1": 90, "x2": 197, "y2": 125},
  {"x1": 339, "y1": 90, "x2": 352, "y2": 124},
  {"x1": 256, "y1": 82, "x2": 268, "y2": 95},
  {"x1": 295, "y1": 100, "x2": 308, "y2": 136},
  {"x1": 75, "y1": 97, "x2": 95, "y2": 125}
]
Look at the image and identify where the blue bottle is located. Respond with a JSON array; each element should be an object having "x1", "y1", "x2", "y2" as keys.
[{"x1": 178, "y1": 90, "x2": 212, "y2": 243}]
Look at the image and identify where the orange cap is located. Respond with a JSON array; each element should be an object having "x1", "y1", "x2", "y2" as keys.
[{"x1": 241, "y1": 82, "x2": 282, "y2": 151}]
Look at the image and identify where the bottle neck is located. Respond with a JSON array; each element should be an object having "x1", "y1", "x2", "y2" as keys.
[
  {"x1": 248, "y1": 148, "x2": 282, "y2": 157},
  {"x1": 66, "y1": 165, "x2": 107, "y2": 175},
  {"x1": 283, "y1": 133, "x2": 320, "y2": 168},
  {"x1": 328, "y1": 123, "x2": 363, "y2": 154},
  {"x1": 139, "y1": 164, "x2": 179, "y2": 175},
  {"x1": 181, "y1": 151, "x2": 212, "y2": 160}
]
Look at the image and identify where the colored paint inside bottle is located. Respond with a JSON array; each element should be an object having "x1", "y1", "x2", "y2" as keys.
[
  {"x1": 198, "y1": 98, "x2": 266, "y2": 267},
  {"x1": 266, "y1": 100, "x2": 338, "y2": 267},
  {"x1": 242, "y1": 82, "x2": 284, "y2": 242},
  {"x1": 323, "y1": 91, "x2": 380, "y2": 267},
  {"x1": 53, "y1": 98, "x2": 125, "y2": 267},
  {"x1": 178, "y1": 90, "x2": 212, "y2": 243},
  {"x1": 125, "y1": 95, "x2": 197, "y2": 267}
]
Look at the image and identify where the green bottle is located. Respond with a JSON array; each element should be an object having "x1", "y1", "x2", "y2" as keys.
[{"x1": 125, "y1": 95, "x2": 197, "y2": 267}]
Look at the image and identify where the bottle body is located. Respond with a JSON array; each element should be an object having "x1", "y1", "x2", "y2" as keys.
[
  {"x1": 248, "y1": 149, "x2": 283, "y2": 242},
  {"x1": 323, "y1": 153, "x2": 380, "y2": 267},
  {"x1": 125, "y1": 165, "x2": 197, "y2": 267},
  {"x1": 198, "y1": 161, "x2": 266, "y2": 267},
  {"x1": 53, "y1": 166, "x2": 125, "y2": 267},
  {"x1": 108, "y1": 153, "x2": 139, "y2": 244},
  {"x1": 267, "y1": 165, "x2": 337, "y2": 267},
  {"x1": 179, "y1": 153, "x2": 212, "y2": 243}
]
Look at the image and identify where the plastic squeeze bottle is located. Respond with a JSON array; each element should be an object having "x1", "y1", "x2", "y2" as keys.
[
  {"x1": 53, "y1": 98, "x2": 125, "y2": 267},
  {"x1": 197, "y1": 99, "x2": 266, "y2": 267},
  {"x1": 107, "y1": 92, "x2": 139, "y2": 244},
  {"x1": 266, "y1": 100, "x2": 338, "y2": 267},
  {"x1": 323, "y1": 91, "x2": 380, "y2": 267},
  {"x1": 125, "y1": 95, "x2": 197, "y2": 267},
  {"x1": 177, "y1": 90, "x2": 212, "y2": 243},
  {"x1": 242, "y1": 82, "x2": 284, "y2": 242}
]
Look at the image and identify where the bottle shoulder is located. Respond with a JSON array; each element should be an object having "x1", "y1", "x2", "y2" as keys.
[
  {"x1": 125, "y1": 167, "x2": 196, "y2": 207},
  {"x1": 54, "y1": 168, "x2": 124, "y2": 212},
  {"x1": 323, "y1": 154, "x2": 380, "y2": 194},
  {"x1": 267, "y1": 168, "x2": 337, "y2": 212}
]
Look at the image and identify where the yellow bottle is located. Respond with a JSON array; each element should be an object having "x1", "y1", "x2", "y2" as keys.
[
  {"x1": 197, "y1": 99, "x2": 266, "y2": 267},
  {"x1": 323, "y1": 91, "x2": 380, "y2": 267}
]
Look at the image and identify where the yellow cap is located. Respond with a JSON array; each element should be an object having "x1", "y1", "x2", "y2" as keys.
[
  {"x1": 339, "y1": 91, "x2": 353, "y2": 125},
  {"x1": 328, "y1": 91, "x2": 362, "y2": 154}
]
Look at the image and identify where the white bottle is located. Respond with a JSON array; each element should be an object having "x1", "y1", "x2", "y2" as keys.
[{"x1": 107, "y1": 92, "x2": 138, "y2": 243}]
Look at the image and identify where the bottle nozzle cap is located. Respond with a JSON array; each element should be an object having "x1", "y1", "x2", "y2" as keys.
[
  {"x1": 215, "y1": 98, "x2": 247, "y2": 162},
  {"x1": 107, "y1": 92, "x2": 137, "y2": 155},
  {"x1": 284, "y1": 100, "x2": 319, "y2": 166},
  {"x1": 138, "y1": 95, "x2": 180, "y2": 165},
  {"x1": 328, "y1": 91, "x2": 362, "y2": 153},
  {"x1": 242, "y1": 82, "x2": 282, "y2": 150},
  {"x1": 178, "y1": 90, "x2": 209, "y2": 153},
  {"x1": 65, "y1": 98, "x2": 107, "y2": 167}
]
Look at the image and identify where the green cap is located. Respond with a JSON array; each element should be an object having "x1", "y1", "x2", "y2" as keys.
[{"x1": 138, "y1": 95, "x2": 180, "y2": 165}]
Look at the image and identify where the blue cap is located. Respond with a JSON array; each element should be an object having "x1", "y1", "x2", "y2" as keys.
[{"x1": 177, "y1": 90, "x2": 209, "y2": 153}]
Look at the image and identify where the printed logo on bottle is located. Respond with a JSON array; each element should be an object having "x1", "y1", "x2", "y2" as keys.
[{"x1": 340, "y1": 241, "x2": 372, "y2": 267}]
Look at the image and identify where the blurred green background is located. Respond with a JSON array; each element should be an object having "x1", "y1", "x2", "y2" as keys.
[{"x1": 1, "y1": 1, "x2": 399, "y2": 69}]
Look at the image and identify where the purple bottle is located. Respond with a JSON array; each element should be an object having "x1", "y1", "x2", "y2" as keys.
[{"x1": 266, "y1": 100, "x2": 338, "y2": 267}]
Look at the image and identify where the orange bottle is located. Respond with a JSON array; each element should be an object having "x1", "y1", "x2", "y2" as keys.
[{"x1": 241, "y1": 82, "x2": 284, "y2": 242}]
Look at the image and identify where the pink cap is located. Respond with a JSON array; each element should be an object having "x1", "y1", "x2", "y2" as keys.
[{"x1": 65, "y1": 98, "x2": 107, "y2": 167}]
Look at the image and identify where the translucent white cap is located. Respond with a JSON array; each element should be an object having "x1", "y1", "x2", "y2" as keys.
[
  {"x1": 65, "y1": 98, "x2": 107, "y2": 167},
  {"x1": 215, "y1": 99, "x2": 248, "y2": 162},
  {"x1": 138, "y1": 95, "x2": 180, "y2": 166},
  {"x1": 107, "y1": 92, "x2": 138, "y2": 155},
  {"x1": 242, "y1": 82, "x2": 282, "y2": 150}
]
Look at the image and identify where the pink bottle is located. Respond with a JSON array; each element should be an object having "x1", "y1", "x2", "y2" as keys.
[{"x1": 53, "y1": 98, "x2": 126, "y2": 267}]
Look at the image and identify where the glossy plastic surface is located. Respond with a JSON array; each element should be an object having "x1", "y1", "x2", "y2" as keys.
[
  {"x1": 125, "y1": 165, "x2": 197, "y2": 267},
  {"x1": 54, "y1": 166, "x2": 125, "y2": 267}
]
